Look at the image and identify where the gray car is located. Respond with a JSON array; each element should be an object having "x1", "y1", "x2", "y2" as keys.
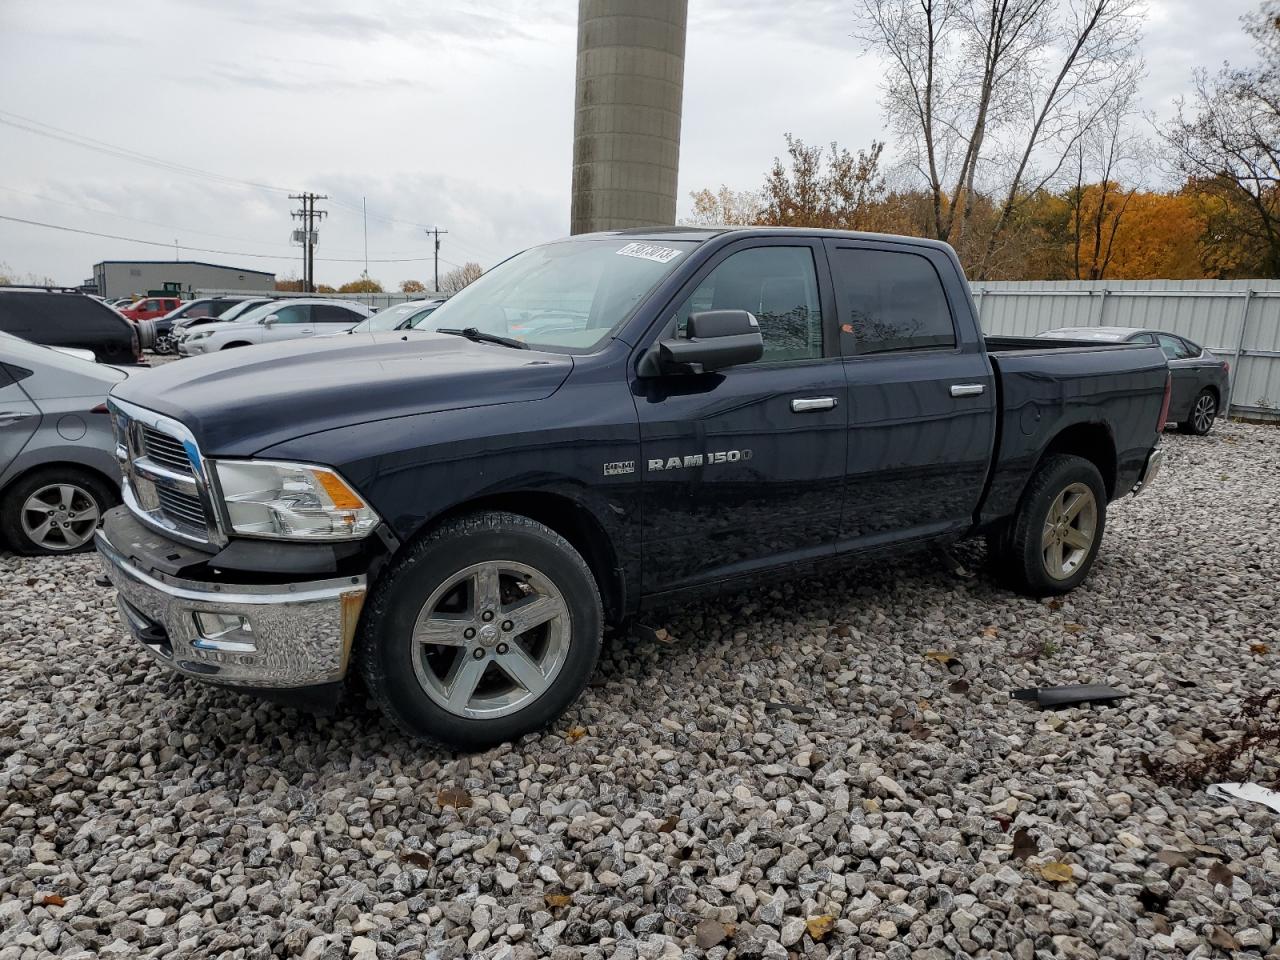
[
  {"x1": 1038, "y1": 326, "x2": 1231, "y2": 435},
  {"x1": 0, "y1": 332, "x2": 124, "y2": 554}
]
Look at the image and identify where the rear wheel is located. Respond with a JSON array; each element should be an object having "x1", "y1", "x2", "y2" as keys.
[
  {"x1": 1179, "y1": 389, "x2": 1217, "y2": 435},
  {"x1": 0, "y1": 467, "x2": 118, "y2": 556},
  {"x1": 358, "y1": 512, "x2": 602, "y2": 750},
  {"x1": 991, "y1": 454, "x2": 1107, "y2": 596}
]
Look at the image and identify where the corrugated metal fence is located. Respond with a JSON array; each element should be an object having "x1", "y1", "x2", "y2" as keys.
[{"x1": 971, "y1": 279, "x2": 1280, "y2": 418}]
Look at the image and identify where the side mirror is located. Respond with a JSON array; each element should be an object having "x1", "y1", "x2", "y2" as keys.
[
  {"x1": 261, "y1": 315, "x2": 279, "y2": 327},
  {"x1": 645, "y1": 309, "x2": 764, "y2": 375}
]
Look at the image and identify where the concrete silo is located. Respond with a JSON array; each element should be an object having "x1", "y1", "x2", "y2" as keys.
[{"x1": 570, "y1": 0, "x2": 688, "y2": 234}]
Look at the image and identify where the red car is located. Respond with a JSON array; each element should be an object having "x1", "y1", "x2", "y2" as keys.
[{"x1": 119, "y1": 296, "x2": 183, "y2": 322}]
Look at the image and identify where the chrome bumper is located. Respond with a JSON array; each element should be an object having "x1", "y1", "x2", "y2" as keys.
[
  {"x1": 95, "y1": 527, "x2": 366, "y2": 688},
  {"x1": 1133, "y1": 446, "x2": 1164, "y2": 497}
]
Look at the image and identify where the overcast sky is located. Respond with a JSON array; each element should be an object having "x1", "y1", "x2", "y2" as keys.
[{"x1": 0, "y1": 0, "x2": 1260, "y2": 289}]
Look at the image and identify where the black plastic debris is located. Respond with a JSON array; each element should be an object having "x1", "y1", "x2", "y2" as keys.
[{"x1": 1011, "y1": 684, "x2": 1126, "y2": 707}]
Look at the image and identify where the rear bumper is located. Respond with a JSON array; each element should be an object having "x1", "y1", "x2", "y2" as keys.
[
  {"x1": 95, "y1": 524, "x2": 366, "y2": 689},
  {"x1": 1132, "y1": 445, "x2": 1164, "y2": 497}
]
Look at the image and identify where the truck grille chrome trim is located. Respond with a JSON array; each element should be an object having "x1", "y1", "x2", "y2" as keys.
[{"x1": 108, "y1": 397, "x2": 226, "y2": 548}]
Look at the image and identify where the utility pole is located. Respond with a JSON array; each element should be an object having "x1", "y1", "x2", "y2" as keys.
[
  {"x1": 426, "y1": 227, "x2": 448, "y2": 292},
  {"x1": 290, "y1": 193, "x2": 328, "y2": 292}
]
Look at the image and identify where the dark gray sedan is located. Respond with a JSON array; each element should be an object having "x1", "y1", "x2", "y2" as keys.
[{"x1": 1038, "y1": 326, "x2": 1231, "y2": 435}]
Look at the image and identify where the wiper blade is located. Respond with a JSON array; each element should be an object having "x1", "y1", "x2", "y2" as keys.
[{"x1": 436, "y1": 327, "x2": 529, "y2": 350}]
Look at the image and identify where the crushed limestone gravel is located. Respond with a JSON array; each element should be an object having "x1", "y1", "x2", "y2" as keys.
[{"x1": 0, "y1": 422, "x2": 1278, "y2": 960}]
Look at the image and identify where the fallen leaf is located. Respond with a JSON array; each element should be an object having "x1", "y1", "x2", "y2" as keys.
[
  {"x1": 37, "y1": 893, "x2": 65, "y2": 907},
  {"x1": 400, "y1": 850, "x2": 432, "y2": 869},
  {"x1": 924, "y1": 651, "x2": 957, "y2": 665},
  {"x1": 1207, "y1": 862, "x2": 1235, "y2": 888},
  {"x1": 1012, "y1": 827, "x2": 1036, "y2": 860},
  {"x1": 694, "y1": 918, "x2": 731, "y2": 948},
  {"x1": 1040, "y1": 861, "x2": 1074, "y2": 883},
  {"x1": 982, "y1": 626, "x2": 999, "y2": 638},
  {"x1": 1208, "y1": 927, "x2": 1239, "y2": 951},
  {"x1": 1250, "y1": 643, "x2": 1270, "y2": 655},
  {"x1": 565, "y1": 725, "x2": 587, "y2": 742},
  {"x1": 437, "y1": 787, "x2": 472, "y2": 810},
  {"x1": 835, "y1": 624, "x2": 852, "y2": 638},
  {"x1": 805, "y1": 915, "x2": 836, "y2": 941},
  {"x1": 1156, "y1": 849, "x2": 1190, "y2": 869},
  {"x1": 654, "y1": 628, "x2": 673, "y2": 644},
  {"x1": 909, "y1": 725, "x2": 931, "y2": 741},
  {"x1": 544, "y1": 893, "x2": 572, "y2": 909},
  {"x1": 994, "y1": 814, "x2": 1012, "y2": 832},
  {"x1": 1063, "y1": 623, "x2": 1084, "y2": 634},
  {"x1": 1046, "y1": 598, "x2": 1063, "y2": 610},
  {"x1": 949, "y1": 678, "x2": 971, "y2": 694},
  {"x1": 656, "y1": 814, "x2": 679, "y2": 833},
  {"x1": 1150, "y1": 914, "x2": 1171, "y2": 934}
]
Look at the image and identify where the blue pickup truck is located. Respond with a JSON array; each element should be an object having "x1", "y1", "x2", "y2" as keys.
[{"x1": 96, "y1": 228, "x2": 1170, "y2": 749}]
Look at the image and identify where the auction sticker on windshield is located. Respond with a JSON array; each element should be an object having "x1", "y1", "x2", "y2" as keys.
[{"x1": 616, "y1": 242, "x2": 683, "y2": 264}]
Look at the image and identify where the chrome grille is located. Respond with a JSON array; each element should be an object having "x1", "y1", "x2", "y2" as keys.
[
  {"x1": 111, "y1": 400, "x2": 221, "y2": 547},
  {"x1": 140, "y1": 426, "x2": 192, "y2": 474}
]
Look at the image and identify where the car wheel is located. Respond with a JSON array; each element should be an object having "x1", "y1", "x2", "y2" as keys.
[
  {"x1": 153, "y1": 334, "x2": 174, "y2": 355},
  {"x1": 992, "y1": 454, "x2": 1107, "y2": 596},
  {"x1": 1179, "y1": 389, "x2": 1217, "y2": 436},
  {"x1": 0, "y1": 467, "x2": 119, "y2": 556},
  {"x1": 358, "y1": 512, "x2": 603, "y2": 750}
]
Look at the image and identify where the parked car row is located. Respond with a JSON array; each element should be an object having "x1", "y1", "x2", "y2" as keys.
[{"x1": 175, "y1": 298, "x2": 374, "y2": 354}]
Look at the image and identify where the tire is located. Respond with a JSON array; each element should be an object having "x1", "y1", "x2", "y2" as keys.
[
  {"x1": 0, "y1": 467, "x2": 119, "y2": 556},
  {"x1": 153, "y1": 334, "x2": 174, "y2": 355},
  {"x1": 358, "y1": 512, "x2": 603, "y2": 750},
  {"x1": 992, "y1": 454, "x2": 1107, "y2": 596},
  {"x1": 1178, "y1": 389, "x2": 1217, "y2": 436}
]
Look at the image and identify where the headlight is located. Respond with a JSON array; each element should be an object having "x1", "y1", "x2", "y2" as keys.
[
  {"x1": 189, "y1": 330, "x2": 211, "y2": 340},
  {"x1": 213, "y1": 460, "x2": 380, "y2": 541}
]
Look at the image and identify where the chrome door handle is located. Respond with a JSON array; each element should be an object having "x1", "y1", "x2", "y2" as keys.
[
  {"x1": 791, "y1": 397, "x2": 837, "y2": 412},
  {"x1": 0, "y1": 411, "x2": 34, "y2": 427},
  {"x1": 950, "y1": 384, "x2": 986, "y2": 398}
]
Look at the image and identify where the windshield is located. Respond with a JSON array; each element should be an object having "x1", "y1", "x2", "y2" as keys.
[
  {"x1": 416, "y1": 238, "x2": 698, "y2": 352},
  {"x1": 352, "y1": 301, "x2": 437, "y2": 333}
]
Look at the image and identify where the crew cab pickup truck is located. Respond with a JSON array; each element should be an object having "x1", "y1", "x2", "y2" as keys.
[{"x1": 95, "y1": 228, "x2": 1169, "y2": 749}]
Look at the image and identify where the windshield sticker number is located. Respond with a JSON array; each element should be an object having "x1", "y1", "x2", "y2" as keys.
[{"x1": 616, "y1": 242, "x2": 683, "y2": 264}]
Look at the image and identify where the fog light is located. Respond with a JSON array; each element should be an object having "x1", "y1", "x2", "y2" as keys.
[{"x1": 193, "y1": 611, "x2": 256, "y2": 652}]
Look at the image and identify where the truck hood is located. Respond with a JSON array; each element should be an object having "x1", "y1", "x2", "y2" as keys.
[{"x1": 110, "y1": 333, "x2": 574, "y2": 456}]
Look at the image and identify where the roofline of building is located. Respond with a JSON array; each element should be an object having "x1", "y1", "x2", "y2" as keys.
[{"x1": 92, "y1": 260, "x2": 276, "y2": 277}]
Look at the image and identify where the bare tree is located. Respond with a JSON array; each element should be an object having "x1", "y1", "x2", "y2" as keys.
[
  {"x1": 685, "y1": 186, "x2": 764, "y2": 226},
  {"x1": 856, "y1": 0, "x2": 1145, "y2": 276},
  {"x1": 439, "y1": 261, "x2": 484, "y2": 295},
  {"x1": 1162, "y1": 1, "x2": 1280, "y2": 276}
]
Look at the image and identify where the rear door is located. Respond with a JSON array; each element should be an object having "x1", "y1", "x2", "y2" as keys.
[
  {"x1": 0, "y1": 365, "x2": 40, "y2": 477},
  {"x1": 633, "y1": 237, "x2": 847, "y2": 594},
  {"x1": 313, "y1": 304, "x2": 366, "y2": 330},
  {"x1": 823, "y1": 239, "x2": 996, "y2": 549}
]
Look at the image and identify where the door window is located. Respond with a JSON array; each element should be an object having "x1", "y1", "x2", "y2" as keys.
[
  {"x1": 1157, "y1": 334, "x2": 1194, "y2": 360},
  {"x1": 674, "y1": 246, "x2": 823, "y2": 362},
  {"x1": 1127, "y1": 332, "x2": 1156, "y2": 345},
  {"x1": 828, "y1": 248, "x2": 955, "y2": 355},
  {"x1": 271, "y1": 304, "x2": 310, "y2": 324},
  {"x1": 314, "y1": 305, "x2": 361, "y2": 323}
]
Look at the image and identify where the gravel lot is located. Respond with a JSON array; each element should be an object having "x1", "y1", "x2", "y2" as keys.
[{"x1": 1, "y1": 422, "x2": 1278, "y2": 960}]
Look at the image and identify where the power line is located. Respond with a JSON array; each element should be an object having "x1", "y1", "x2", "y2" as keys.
[
  {"x1": 0, "y1": 214, "x2": 436, "y2": 263},
  {"x1": 290, "y1": 193, "x2": 327, "y2": 292}
]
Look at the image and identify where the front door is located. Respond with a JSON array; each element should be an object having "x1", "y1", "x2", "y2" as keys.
[
  {"x1": 823, "y1": 239, "x2": 996, "y2": 549},
  {"x1": 1156, "y1": 333, "x2": 1203, "y2": 420},
  {"x1": 261, "y1": 303, "x2": 314, "y2": 343},
  {"x1": 633, "y1": 238, "x2": 848, "y2": 594},
  {"x1": 0, "y1": 373, "x2": 39, "y2": 476}
]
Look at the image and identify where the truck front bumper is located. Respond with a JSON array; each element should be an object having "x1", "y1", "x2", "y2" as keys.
[{"x1": 96, "y1": 524, "x2": 366, "y2": 689}]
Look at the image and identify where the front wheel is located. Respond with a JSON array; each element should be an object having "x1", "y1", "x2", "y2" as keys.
[
  {"x1": 1179, "y1": 389, "x2": 1217, "y2": 436},
  {"x1": 358, "y1": 512, "x2": 603, "y2": 750},
  {"x1": 0, "y1": 467, "x2": 119, "y2": 556},
  {"x1": 991, "y1": 454, "x2": 1107, "y2": 596}
]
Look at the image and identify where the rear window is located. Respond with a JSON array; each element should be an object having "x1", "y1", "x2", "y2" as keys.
[{"x1": 828, "y1": 248, "x2": 956, "y2": 355}]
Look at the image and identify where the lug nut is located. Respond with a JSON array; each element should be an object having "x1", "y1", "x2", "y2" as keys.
[
  {"x1": 463, "y1": 627, "x2": 476, "y2": 639},
  {"x1": 496, "y1": 643, "x2": 509, "y2": 655},
  {"x1": 481, "y1": 610, "x2": 494, "y2": 622},
  {"x1": 501, "y1": 620, "x2": 513, "y2": 632},
  {"x1": 473, "y1": 648, "x2": 485, "y2": 660}
]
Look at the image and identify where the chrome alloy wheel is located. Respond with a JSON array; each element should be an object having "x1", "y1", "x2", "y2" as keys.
[
  {"x1": 20, "y1": 483, "x2": 100, "y2": 551},
  {"x1": 1193, "y1": 393, "x2": 1216, "y2": 433},
  {"x1": 411, "y1": 560, "x2": 570, "y2": 719},
  {"x1": 1041, "y1": 482, "x2": 1098, "y2": 581}
]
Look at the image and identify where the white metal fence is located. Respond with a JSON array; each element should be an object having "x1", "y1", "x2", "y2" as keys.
[{"x1": 972, "y1": 279, "x2": 1280, "y2": 418}]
